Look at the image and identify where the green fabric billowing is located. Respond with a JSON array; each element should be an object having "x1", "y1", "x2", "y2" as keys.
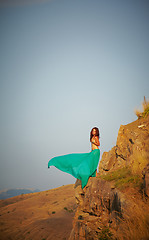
[{"x1": 48, "y1": 149, "x2": 100, "y2": 188}]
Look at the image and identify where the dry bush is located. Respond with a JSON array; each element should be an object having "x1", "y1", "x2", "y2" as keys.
[
  {"x1": 135, "y1": 96, "x2": 149, "y2": 119},
  {"x1": 115, "y1": 198, "x2": 149, "y2": 240}
]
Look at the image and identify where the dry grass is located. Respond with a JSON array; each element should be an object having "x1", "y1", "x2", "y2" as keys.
[
  {"x1": 115, "y1": 198, "x2": 149, "y2": 240},
  {"x1": 100, "y1": 167, "x2": 142, "y2": 190},
  {"x1": 135, "y1": 96, "x2": 149, "y2": 119}
]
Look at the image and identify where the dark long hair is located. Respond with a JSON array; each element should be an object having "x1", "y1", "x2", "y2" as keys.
[{"x1": 90, "y1": 127, "x2": 100, "y2": 142}]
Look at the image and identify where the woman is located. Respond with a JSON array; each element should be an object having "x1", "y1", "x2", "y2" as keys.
[
  {"x1": 90, "y1": 127, "x2": 100, "y2": 151},
  {"x1": 90, "y1": 127, "x2": 100, "y2": 176},
  {"x1": 48, "y1": 127, "x2": 100, "y2": 188}
]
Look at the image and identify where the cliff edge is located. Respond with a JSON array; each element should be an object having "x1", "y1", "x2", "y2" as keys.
[{"x1": 70, "y1": 115, "x2": 149, "y2": 240}]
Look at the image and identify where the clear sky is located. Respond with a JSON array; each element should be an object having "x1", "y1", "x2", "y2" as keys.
[{"x1": 0, "y1": 0, "x2": 149, "y2": 191}]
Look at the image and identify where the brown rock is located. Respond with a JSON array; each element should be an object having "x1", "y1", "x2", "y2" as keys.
[
  {"x1": 99, "y1": 115, "x2": 149, "y2": 176},
  {"x1": 98, "y1": 147, "x2": 117, "y2": 173},
  {"x1": 70, "y1": 177, "x2": 130, "y2": 240}
]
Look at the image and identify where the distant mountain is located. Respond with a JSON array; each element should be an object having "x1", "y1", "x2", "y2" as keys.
[{"x1": 0, "y1": 188, "x2": 40, "y2": 199}]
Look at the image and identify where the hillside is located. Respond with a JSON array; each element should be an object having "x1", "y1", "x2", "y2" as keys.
[{"x1": 0, "y1": 184, "x2": 76, "y2": 240}]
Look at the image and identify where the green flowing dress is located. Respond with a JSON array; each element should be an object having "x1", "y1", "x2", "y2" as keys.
[{"x1": 48, "y1": 149, "x2": 100, "y2": 188}]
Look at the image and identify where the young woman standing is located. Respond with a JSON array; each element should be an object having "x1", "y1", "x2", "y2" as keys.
[{"x1": 48, "y1": 127, "x2": 100, "y2": 188}]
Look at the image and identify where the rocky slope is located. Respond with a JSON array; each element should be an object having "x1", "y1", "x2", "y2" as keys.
[
  {"x1": 0, "y1": 184, "x2": 76, "y2": 240},
  {"x1": 70, "y1": 115, "x2": 149, "y2": 240}
]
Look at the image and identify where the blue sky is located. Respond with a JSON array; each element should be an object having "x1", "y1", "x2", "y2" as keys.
[{"x1": 0, "y1": 0, "x2": 149, "y2": 191}]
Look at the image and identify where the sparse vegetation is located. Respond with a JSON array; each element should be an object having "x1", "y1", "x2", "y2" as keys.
[
  {"x1": 64, "y1": 207, "x2": 73, "y2": 213},
  {"x1": 98, "y1": 227, "x2": 114, "y2": 240},
  {"x1": 100, "y1": 167, "x2": 142, "y2": 190},
  {"x1": 135, "y1": 96, "x2": 149, "y2": 118}
]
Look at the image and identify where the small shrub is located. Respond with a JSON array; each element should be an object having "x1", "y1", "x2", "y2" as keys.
[
  {"x1": 64, "y1": 207, "x2": 73, "y2": 213},
  {"x1": 135, "y1": 96, "x2": 149, "y2": 118},
  {"x1": 52, "y1": 211, "x2": 55, "y2": 214},
  {"x1": 98, "y1": 227, "x2": 113, "y2": 240},
  {"x1": 68, "y1": 209, "x2": 73, "y2": 213}
]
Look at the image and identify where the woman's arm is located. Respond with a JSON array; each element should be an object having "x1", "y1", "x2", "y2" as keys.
[{"x1": 91, "y1": 136, "x2": 100, "y2": 146}]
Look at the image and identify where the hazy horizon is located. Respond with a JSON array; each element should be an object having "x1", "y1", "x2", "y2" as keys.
[{"x1": 0, "y1": 0, "x2": 149, "y2": 191}]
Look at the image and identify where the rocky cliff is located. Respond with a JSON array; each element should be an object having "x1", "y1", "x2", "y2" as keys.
[{"x1": 69, "y1": 115, "x2": 149, "y2": 240}]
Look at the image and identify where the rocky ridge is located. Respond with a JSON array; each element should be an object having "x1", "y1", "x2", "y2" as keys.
[{"x1": 69, "y1": 115, "x2": 149, "y2": 240}]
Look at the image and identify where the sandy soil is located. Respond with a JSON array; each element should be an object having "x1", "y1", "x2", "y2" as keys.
[{"x1": 0, "y1": 184, "x2": 76, "y2": 240}]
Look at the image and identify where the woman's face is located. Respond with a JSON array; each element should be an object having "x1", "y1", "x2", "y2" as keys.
[{"x1": 92, "y1": 129, "x2": 96, "y2": 136}]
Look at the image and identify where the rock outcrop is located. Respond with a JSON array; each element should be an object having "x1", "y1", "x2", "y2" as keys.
[
  {"x1": 69, "y1": 115, "x2": 149, "y2": 240},
  {"x1": 99, "y1": 115, "x2": 149, "y2": 177},
  {"x1": 69, "y1": 178, "x2": 131, "y2": 240}
]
